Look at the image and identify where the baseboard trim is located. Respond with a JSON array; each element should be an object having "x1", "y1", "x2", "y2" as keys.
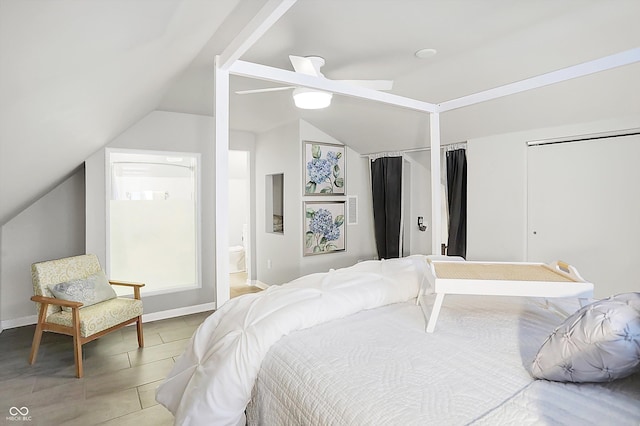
[
  {"x1": 252, "y1": 280, "x2": 270, "y2": 289},
  {"x1": 1, "y1": 314, "x2": 38, "y2": 330},
  {"x1": 0, "y1": 302, "x2": 217, "y2": 332},
  {"x1": 141, "y1": 302, "x2": 217, "y2": 323}
]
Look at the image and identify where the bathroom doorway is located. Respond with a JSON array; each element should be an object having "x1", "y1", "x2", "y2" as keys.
[{"x1": 228, "y1": 150, "x2": 260, "y2": 298}]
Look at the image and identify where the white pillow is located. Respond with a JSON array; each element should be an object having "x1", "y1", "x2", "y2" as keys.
[
  {"x1": 531, "y1": 292, "x2": 640, "y2": 383},
  {"x1": 49, "y1": 270, "x2": 117, "y2": 312}
]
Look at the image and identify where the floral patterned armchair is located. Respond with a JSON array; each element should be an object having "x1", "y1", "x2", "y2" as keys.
[{"x1": 29, "y1": 254, "x2": 144, "y2": 378}]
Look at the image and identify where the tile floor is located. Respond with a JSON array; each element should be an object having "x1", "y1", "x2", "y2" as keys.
[
  {"x1": 0, "y1": 311, "x2": 212, "y2": 425},
  {"x1": 230, "y1": 272, "x2": 263, "y2": 298},
  {"x1": 0, "y1": 276, "x2": 264, "y2": 425}
]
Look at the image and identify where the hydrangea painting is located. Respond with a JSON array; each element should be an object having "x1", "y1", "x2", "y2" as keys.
[
  {"x1": 304, "y1": 141, "x2": 345, "y2": 195},
  {"x1": 304, "y1": 201, "x2": 346, "y2": 255}
]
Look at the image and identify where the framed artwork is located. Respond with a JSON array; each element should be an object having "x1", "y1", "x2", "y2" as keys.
[
  {"x1": 303, "y1": 201, "x2": 346, "y2": 256},
  {"x1": 303, "y1": 141, "x2": 345, "y2": 195}
]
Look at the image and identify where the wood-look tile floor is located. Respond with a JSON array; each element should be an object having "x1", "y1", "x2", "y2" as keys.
[
  {"x1": 0, "y1": 311, "x2": 213, "y2": 425},
  {"x1": 230, "y1": 272, "x2": 263, "y2": 299}
]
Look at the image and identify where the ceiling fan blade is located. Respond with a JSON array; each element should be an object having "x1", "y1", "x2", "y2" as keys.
[
  {"x1": 337, "y1": 79, "x2": 394, "y2": 91},
  {"x1": 235, "y1": 86, "x2": 296, "y2": 95},
  {"x1": 289, "y1": 55, "x2": 323, "y2": 76}
]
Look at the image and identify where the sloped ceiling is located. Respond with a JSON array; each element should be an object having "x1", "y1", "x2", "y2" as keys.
[
  {"x1": 2, "y1": 0, "x2": 640, "y2": 226},
  {"x1": 0, "y1": 0, "x2": 241, "y2": 225}
]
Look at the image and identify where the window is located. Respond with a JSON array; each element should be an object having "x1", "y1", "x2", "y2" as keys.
[{"x1": 107, "y1": 149, "x2": 200, "y2": 295}]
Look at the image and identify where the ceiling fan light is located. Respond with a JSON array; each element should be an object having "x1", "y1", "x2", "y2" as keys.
[{"x1": 293, "y1": 88, "x2": 332, "y2": 109}]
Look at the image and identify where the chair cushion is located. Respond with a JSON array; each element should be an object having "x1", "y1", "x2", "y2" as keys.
[
  {"x1": 49, "y1": 270, "x2": 117, "y2": 312},
  {"x1": 46, "y1": 297, "x2": 143, "y2": 337}
]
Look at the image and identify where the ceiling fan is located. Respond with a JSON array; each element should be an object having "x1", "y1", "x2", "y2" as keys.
[{"x1": 235, "y1": 55, "x2": 394, "y2": 109}]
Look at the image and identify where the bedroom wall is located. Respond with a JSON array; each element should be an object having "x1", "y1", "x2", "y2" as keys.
[
  {"x1": 404, "y1": 151, "x2": 435, "y2": 256},
  {"x1": 1, "y1": 109, "x2": 258, "y2": 326},
  {"x1": 86, "y1": 110, "x2": 256, "y2": 315},
  {"x1": 0, "y1": 170, "x2": 86, "y2": 326},
  {"x1": 254, "y1": 120, "x2": 378, "y2": 286},
  {"x1": 467, "y1": 115, "x2": 640, "y2": 280}
]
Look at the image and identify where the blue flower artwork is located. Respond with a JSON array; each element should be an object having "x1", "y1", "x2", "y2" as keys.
[
  {"x1": 304, "y1": 142, "x2": 345, "y2": 195},
  {"x1": 304, "y1": 202, "x2": 346, "y2": 255}
]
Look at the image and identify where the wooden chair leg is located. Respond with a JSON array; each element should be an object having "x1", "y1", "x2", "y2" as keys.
[
  {"x1": 72, "y1": 308, "x2": 83, "y2": 378},
  {"x1": 29, "y1": 303, "x2": 49, "y2": 365},
  {"x1": 29, "y1": 324, "x2": 44, "y2": 365},
  {"x1": 136, "y1": 316, "x2": 144, "y2": 348}
]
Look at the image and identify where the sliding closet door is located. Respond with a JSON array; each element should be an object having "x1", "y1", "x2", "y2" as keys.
[{"x1": 527, "y1": 133, "x2": 640, "y2": 298}]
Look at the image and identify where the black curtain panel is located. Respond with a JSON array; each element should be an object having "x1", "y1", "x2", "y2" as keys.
[
  {"x1": 446, "y1": 149, "x2": 467, "y2": 258},
  {"x1": 371, "y1": 156, "x2": 403, "y2": 259}
]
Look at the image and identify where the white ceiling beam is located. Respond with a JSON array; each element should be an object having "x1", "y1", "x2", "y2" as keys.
[
  {"x1": 218, "y1": 0, "x2": 297, "y2": 70},
  {"x1": 229, "y1": 60, "x2": 439, "y2": 113},
  {"x1": 438, "y1": 48, "x2": 640, "y2": 112}
]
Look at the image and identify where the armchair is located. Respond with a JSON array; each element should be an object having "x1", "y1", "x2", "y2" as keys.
[{"x1": 29, "y1": 254, "x2": 144, "y2": 378}]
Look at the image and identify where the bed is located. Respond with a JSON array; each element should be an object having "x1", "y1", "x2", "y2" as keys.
[{"x1": 156, "y1": 255, "x2": 640, "y2": 426}]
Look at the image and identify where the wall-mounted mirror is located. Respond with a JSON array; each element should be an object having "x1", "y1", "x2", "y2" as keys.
[{"x1": 265, "y1": 173, "x2": 284, "y2": 234}]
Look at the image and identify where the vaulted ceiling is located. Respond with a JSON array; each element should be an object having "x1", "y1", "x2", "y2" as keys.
[{"x1": 1, "y1": 0, "x2": 639, "y2": 225}]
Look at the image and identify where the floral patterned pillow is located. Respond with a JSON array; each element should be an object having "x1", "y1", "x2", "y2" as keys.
[{"x1": 49, "y1": 270, "x2": 117, "y2": 312}]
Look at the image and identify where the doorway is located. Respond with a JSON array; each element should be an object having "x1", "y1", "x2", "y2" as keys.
[{"x1": 228, "y1": 150, "x2": 261, "y2": 298}]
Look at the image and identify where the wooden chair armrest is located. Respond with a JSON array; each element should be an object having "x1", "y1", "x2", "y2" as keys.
[
  {"x1": 109, "y1": 280, "x2": 145, "y2": 288},
  {"x1": 31, "y1": 295, "x2": 83, "y2": 309},
  {"x1": 109, "y1": 280, "x2": 144, "y2": 300}
]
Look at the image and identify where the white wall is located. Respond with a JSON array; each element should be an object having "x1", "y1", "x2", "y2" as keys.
[
  {"x1": 255, "y1": 120, "x2": 378, "y2": 285},
  {"x1": 1, "y1": 170, "x2": 85, "y2": 325},
  {"x1": 86, "y1": 110, "x2": 255, "y2": 314},
  {"x1": 1, "y1": 110, "x2": 258, "y2": 325},
  {"x1": 467, "y1": 115, "x2": 640, "y2": 266},
  {"x1": 255, "y1": 121, "x2": 300, "y2": 284}
]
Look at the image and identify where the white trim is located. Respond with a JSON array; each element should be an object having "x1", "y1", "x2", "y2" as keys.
[
  {"x1": 0, "y1": 303, "x2": 217, "y2": 331},
  {"x1": 141, "y1": 302, "x2": 216, "y2": 323},
  {"x1": 1, "y1": 314, "x2": 38, "y2": 330},
  {"x1": 252, "y1": 280, "x2": 270, "y2": 290}
]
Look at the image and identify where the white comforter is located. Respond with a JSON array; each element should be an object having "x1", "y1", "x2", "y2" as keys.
[{"x1": 155, "y1": 255, "x2": 428, "y2": 426}]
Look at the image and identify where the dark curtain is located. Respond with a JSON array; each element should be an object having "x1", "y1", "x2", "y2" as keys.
[
  {"x1": 371, "y1": 156, "x2": 403, "y2": 259},
  {"x1": 446, "y1": 149, "x2": 467, "y2": 258}
]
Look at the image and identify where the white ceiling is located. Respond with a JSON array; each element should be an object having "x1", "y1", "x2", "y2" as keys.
[{"x1": 1, "y1": 0, "x2": 639, "y2": 225}]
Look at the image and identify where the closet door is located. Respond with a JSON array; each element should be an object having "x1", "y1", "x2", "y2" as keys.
[{"x1": 527, "y1": 133, "x2": 640, "y2": 298}]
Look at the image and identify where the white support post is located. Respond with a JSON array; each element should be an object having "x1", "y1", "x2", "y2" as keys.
[
  {"x1": 218, "y1": 0, "x2": 297, "y2": 70},
  {"x1": 215, "y1": 57, "x2": 230, "y2": 308},
  {"x1": 430, "y1": 112, "x2": 442, "y2": 255},
  {"x1": 439, "y1": 47, "x2": 640, "y2": 112}
]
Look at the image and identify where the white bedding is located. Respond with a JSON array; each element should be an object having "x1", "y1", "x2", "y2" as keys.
[
  {"x1": 246, "y1": 295, "x2": 640, "y2": 425},
  {"x1": 156, "y1": 255, "x2": 428, "y2": 426},
  {"x1": 157, "y1": 254, "x2": 640, "y2": 425}
]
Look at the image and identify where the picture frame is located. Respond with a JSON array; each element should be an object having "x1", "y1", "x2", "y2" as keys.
[
  {"x1": 303, "y1": 201, "x2": 346, "y2": 256},
  {"x1": 303, "y1": 141, "x2": 346, "y2": 195}
]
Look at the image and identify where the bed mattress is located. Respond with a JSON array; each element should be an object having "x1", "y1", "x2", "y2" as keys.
[{"x1": 247, "y1": 295, "x2": 640, "y2": 425}]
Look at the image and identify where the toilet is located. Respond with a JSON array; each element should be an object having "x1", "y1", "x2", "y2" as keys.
[{"x1": 229, "y1": 245, "x2": 246, "y2": 273}]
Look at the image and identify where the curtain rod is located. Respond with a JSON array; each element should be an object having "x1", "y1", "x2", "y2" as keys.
[{"x1": 360, "y1": 142, "x2": 467, "y2": 158}]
